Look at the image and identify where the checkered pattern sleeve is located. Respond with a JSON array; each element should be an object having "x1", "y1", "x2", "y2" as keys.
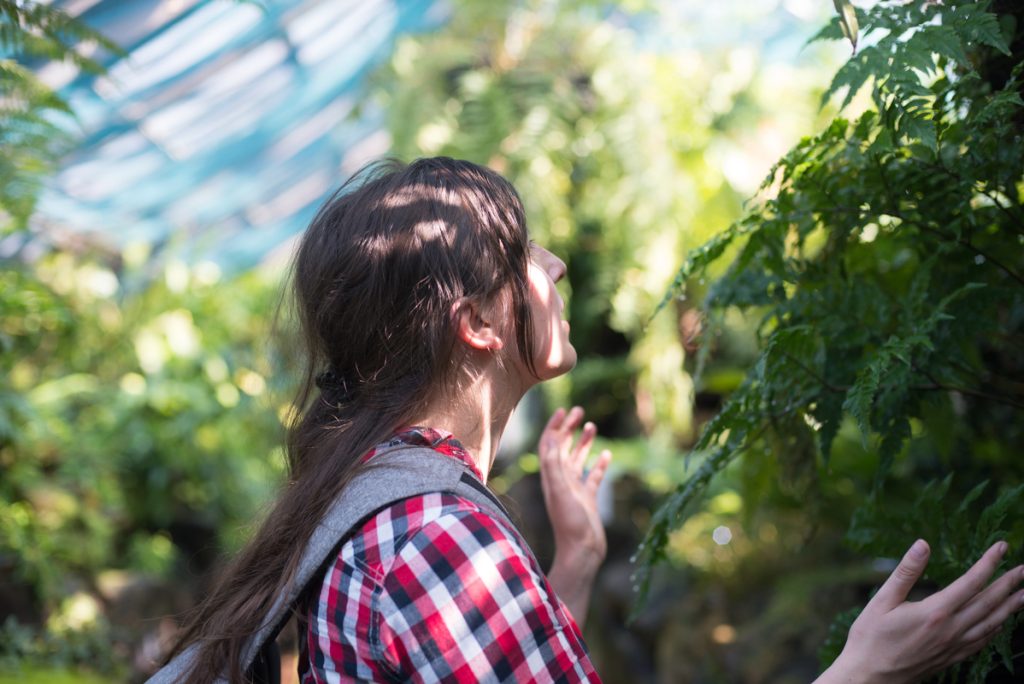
[{"x1": 301, "y1": 491, "x2": 601, "y2": 683}]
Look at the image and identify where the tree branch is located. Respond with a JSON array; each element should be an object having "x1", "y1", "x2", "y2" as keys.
[
  {"x1": 870, "y1": 157, "x2": 1024, "y2": 287},
  {"x1": 910, "y1": 157, "x2": 1024, "y2": 237},
  {"x1": 780, "y1": 350, "x2": 848, "y2": 393},
  {"x1": 912, "y1": 362, "x2": 1024, "y2": 411},
  {"x1": 779, "y1": 349, "x2": 1024, "y2": 411},
  {"x1": 910, "y1": 220, "x2": 1024, "y2": 288}
]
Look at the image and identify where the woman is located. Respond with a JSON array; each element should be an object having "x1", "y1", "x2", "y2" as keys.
[{"x1": 165, "y1": 157, "x2": 1023, "y2": 683}]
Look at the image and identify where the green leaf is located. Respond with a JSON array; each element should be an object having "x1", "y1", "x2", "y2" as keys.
[
  {"x1": 875, "y1": 414, "x2": 910, "y2": 480},
  {"x1": 819, "y1": 606, "x2": 862, "y2": 670},
  {"x1": 649, "y1": 220, "x2": 746, "y2": 325},
  {"x1": 914, "y1": 24, "x2": 970, "y2": 68},
  {"x1": 975, "y1": 89, "x2": 1024, "y2": 127},
  {"x1": 951, "y1": 4, "x2": 1012, "y2": 56},
  {"x1": 805, "y1": 17, "x2": 844, "y2": 47},
  {"x1": 957, "y1": 480, "x2": 988, "y2": 516},
  {"x1": 812, "y1": 391, "x2": 845, "y2": 463},
  {"x1": 976, "y1": 483, "x2": 1024, "y2": 542},
  {"x1": 899, "y1": 111, "x2": 937, "y2": 150},
  {"x1": 821, "y1": 46, "x2": 884, "y2": 110},
  {"x1": 842, "y1": 353, "x2": 884, "y2": 444}
]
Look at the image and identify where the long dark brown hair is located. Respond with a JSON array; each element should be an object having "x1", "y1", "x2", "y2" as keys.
[{"x1": 169, "y1": 157, "x2": 537, "y2": 682}]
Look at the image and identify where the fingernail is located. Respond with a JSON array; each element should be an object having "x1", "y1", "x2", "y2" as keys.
[
  {"x1": 911, "y1": 540, "x2": 928, "y2": 559},
  {"x1": 997, "y1": 541, "x2": 1008, "y2": 556}
]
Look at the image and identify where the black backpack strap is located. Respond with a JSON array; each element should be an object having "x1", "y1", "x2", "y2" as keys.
[
  {"x1": 246, "y1": 643, "x2": 280, "y2": 684},
  {"x1": 147, "y1": 446, "x2": 515, "y2": 684}
]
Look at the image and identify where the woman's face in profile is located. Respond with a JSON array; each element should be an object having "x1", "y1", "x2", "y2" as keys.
[{"x1": 523, "y1": 241, "x2": 577, "y2": 381}]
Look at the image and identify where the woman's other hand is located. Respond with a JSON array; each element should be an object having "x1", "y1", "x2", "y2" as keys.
[
  {"x1": 818, "y1": 539, "x2": 1024, "y2": 683},
  {"x1": 539, "y1": 406, "x2": 612, "y2": 626}
]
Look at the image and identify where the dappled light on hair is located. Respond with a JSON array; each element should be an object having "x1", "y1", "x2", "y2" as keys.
[
  {"x1": 374, "y1": 182, "x2": 461, "y2": 210},
  {"x1": 414, "y1": 219, "x2": 449, "y2": 241}
]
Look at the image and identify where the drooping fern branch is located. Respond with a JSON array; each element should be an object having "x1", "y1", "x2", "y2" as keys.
[{"x1": 0, "y1": 0, "x2": 122, "y2": 232}]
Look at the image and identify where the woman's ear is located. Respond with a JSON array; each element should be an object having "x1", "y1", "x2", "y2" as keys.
[{"x1": 452, "y1": 298, "x2": 504, "y2": 351}]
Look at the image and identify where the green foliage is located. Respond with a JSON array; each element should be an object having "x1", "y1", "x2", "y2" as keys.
[
  {"x1": 0, "y1": 251, "x2": 287, "y2": 671},
  {"x1": 0, "y1": 10, "x2": 280, "y2": 672},
  {"x1": 817, "y1": 606, "x2": 861, "y2": 675},
  {"x1": 642, "y1": 1, "x2": 1024, "y2": 679},
  {"x1": 0, "y1": 652, "x2": 112, "y2": 684},
  {"x1": 0, "y1": 609, "x2": 117, "y2": 677},
  {"x1": 0, "y1": 1, "x2": 122, "y2": 231},
  {"x1": 814, "y1": 0, "x2": 1010, "y2": 150}
]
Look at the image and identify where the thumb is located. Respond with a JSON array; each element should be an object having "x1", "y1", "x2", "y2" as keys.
[{"x1": 869, "y1": 539, "x2": 931, "y2": 612}]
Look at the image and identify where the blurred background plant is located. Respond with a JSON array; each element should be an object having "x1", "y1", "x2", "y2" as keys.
[
  {"x1": 1, "y1": 246, "x2": 287, "y2": 678},
  {"x1": 3, "y1": 0, "x2": 1020, "y2": 682}
]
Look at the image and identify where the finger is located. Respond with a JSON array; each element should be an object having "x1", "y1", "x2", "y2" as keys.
[
  {"x1": 543, "y1": 407, "x2": 567, "y2": 436},
  {"x1": 539, "y1": 436, "x2": 570, "y2": 490},
  {"x1": 947, "y1": 619, "x2": 1008, "y2": 667},
  {"x1": 941, "y1": 640, "x2": 987, "y2": 675},
  {"x1": 561, "y1": 406, "x2": 585, "y2": 436},
  {"x1": 869, "y1": 539, "x2": 931, "y2": 612},
  {"x1": 959, "y1": 584, "x2": 1024, "y2": 644},
  {"x1": 570, "y1": 422, "x2": 597, "y2": 473},
  {"x1": 933, "y1": 541, "x2": 1008, "y2": 611},
  {"x1": 584, "y1": 449, "x2": 612, "y2": 493},
  {"x1": 539, "y1": 409, "x2": 568, "y2": 481},
  {"x1": 540, "y1": 408, "x2": 567, "y2": 459},
  {"x1": 556, "y1": 406, "x2": 585, "y2": 459},
  {"x1": 955, "y1": 564, "x2": 1024, "y2": 637}
]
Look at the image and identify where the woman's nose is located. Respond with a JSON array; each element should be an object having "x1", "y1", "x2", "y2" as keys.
[{"x1": 544, "y1": 251, "x2": 566, "y2": 283}]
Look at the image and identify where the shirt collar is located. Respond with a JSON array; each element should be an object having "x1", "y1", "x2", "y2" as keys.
[{"x1": 370, "y1": 426, "x2": 484, "y2": 481}]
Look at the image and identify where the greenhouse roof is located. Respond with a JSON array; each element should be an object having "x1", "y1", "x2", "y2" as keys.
[
  {"x1": 33, "y1": 0, "x2": 445, "y2": 270},
  {"x1": 28, "y1": 0, "x2": 834, "y2": 272}
]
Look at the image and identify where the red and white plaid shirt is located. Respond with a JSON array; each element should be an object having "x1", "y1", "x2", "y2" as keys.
[{"x1": 298, "y1": 427, "x2": 601, "y2": 683}]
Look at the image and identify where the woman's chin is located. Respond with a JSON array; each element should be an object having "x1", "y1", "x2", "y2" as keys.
[
  {"x1": 563, "y1": 346, "x2": 578, "y2": 373},
  {"x1": 545, "y1": 346, "x2": 578, "y2": 379}
]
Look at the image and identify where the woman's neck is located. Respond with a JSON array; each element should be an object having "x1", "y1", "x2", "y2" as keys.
[{"x1": 410, "y1": 370, "x2": 525, "y2": 483}]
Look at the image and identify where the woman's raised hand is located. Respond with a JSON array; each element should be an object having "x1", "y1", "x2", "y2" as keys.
[
  {"x1": 539, "y1": 407, "x2": 612, "y2": 626},
  {"x1": 819, "y1": 540, "x2": 1024, "y2": 683}
]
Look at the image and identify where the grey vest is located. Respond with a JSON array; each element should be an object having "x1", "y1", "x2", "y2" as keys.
[{"x1": 147, "y1": 446, "x2": 515, "y2": 684}]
